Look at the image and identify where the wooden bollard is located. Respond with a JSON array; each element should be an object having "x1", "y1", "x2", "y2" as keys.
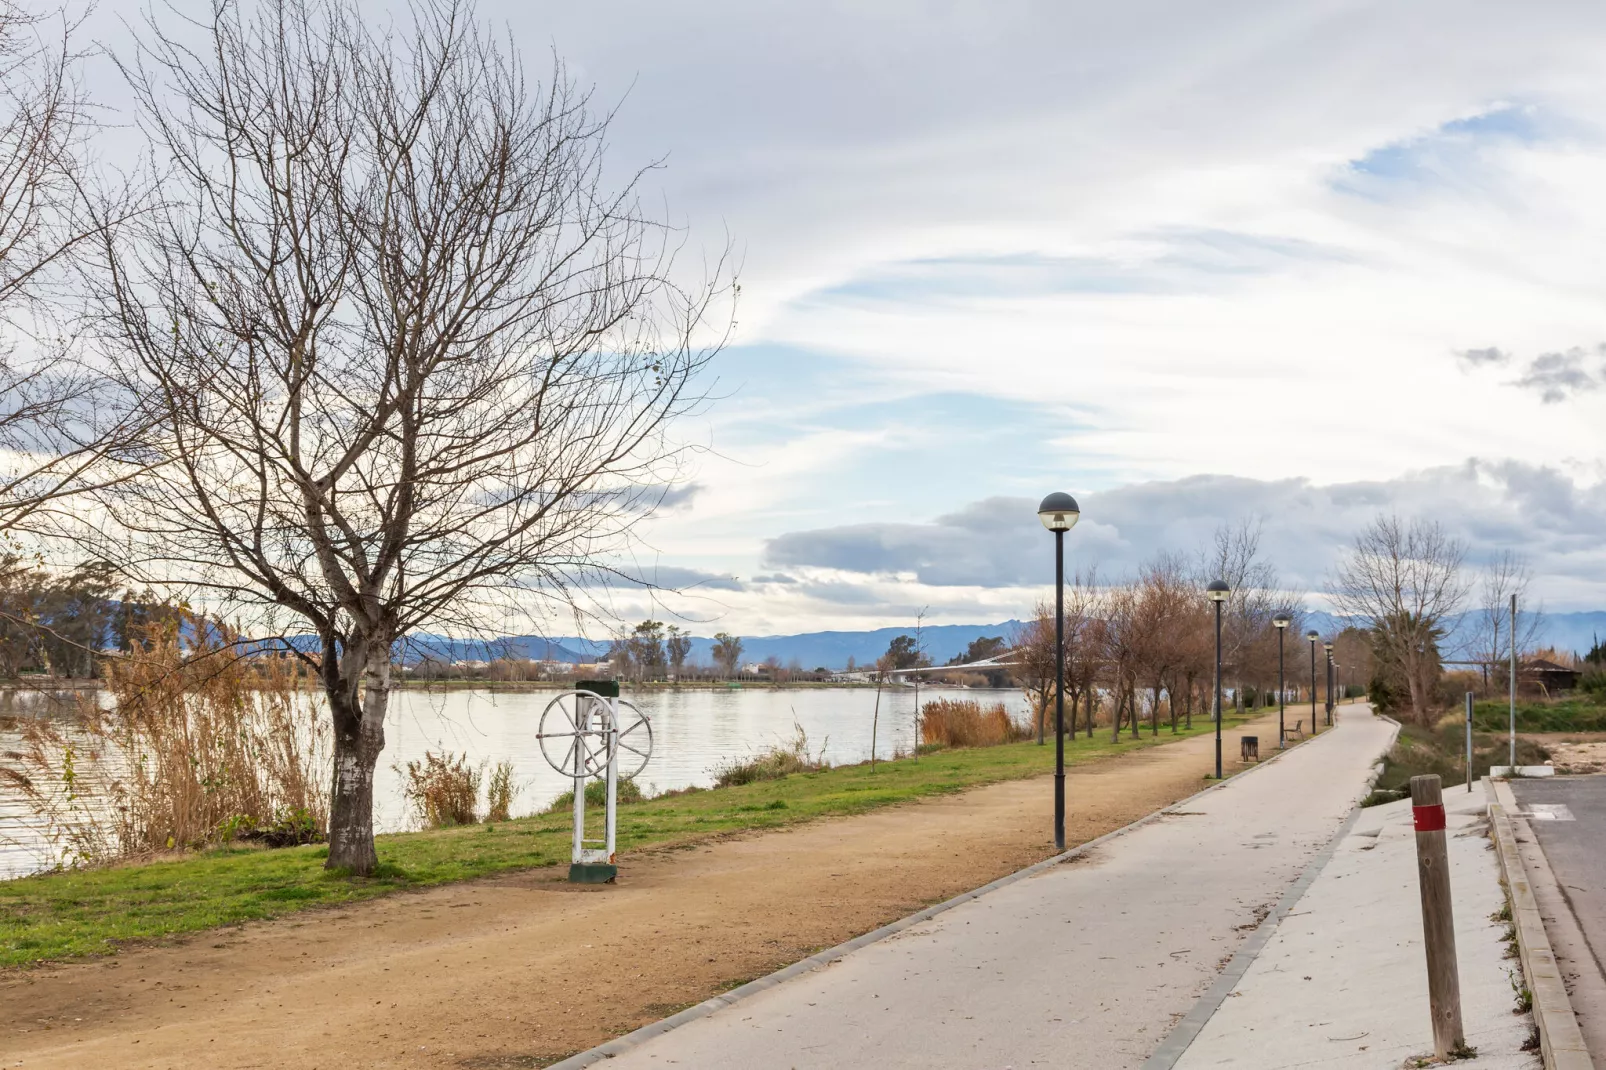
[{"x1": 1410, "y1": 774, "x2": 1464, "y2": 1059}]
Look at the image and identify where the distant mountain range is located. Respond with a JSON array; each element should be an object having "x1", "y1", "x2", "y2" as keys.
[
  {"x1": 1299, "y1": 609, "x2": 1605, "y2": 660},
  {"x1": 398, "y1": 622, "x2": 1028, "y2": 670},
  {"x1": 373, "y1": 609, "x2": 1606, "y2": 672}
]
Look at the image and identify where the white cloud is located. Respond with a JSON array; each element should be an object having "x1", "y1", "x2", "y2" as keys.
[{"x1": 137, "y1": 0, "x2": 1606, "y2": 631}]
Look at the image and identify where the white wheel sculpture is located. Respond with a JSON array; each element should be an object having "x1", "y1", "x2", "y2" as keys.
[
  {"x1": 612, "y1": 699, "x2": 654, "y2": 781},
  {"x1": 535, "y1": 690, "x2": 654, "y2": 779},
  {"x1": 536, "y1": 691, "x2": 615, "y2": 777}
]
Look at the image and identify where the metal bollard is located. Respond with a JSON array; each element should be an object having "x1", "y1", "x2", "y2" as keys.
[{"x1": 1410, "y1": 774, "x2": 1464, "y2": 1059}]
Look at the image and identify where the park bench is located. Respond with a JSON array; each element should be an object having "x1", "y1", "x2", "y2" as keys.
[{"x1": 1281, "y1": 720, "x2": 1305, "y2": 743}]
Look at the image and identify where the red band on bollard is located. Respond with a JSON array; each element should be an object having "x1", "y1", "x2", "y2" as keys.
[{"x1": 1413, "y1": 804, "x2": 1447, "y2": 832}]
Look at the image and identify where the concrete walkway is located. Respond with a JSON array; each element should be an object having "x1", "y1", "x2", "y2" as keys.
[
  {"x1": 1174, "y1": 781, "x2": 1539, "y2": 1069},
  {"x1": 590, "y1": 708, "x2": 1396, "y2": 1070}
]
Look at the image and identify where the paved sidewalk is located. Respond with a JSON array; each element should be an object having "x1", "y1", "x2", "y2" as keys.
[
  {"x1": 1174, "y1": 782, "x2": 1539, "y2": 1069},
  {"x1": 589, "y1": 708, "x2": 1396, "y2": 1070}
]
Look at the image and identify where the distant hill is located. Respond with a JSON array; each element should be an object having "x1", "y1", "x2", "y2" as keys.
[
  {"x1": 1304, "y1": 609, "x2": 1603, "y2": 659},
  {"x1": 390, "y1": 623, "x2": 1026, "y2": 670},
  {"x1": 368, "y1": 609, "x2": 1606, "y2": 672}
]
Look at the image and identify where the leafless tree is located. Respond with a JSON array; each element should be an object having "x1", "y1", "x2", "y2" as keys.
[
  {"x1": 86, "y1": 0, "x2": 731, "y2": 873},
  {"x1": 1131, "y1": 553, "x2": 1190, "y2": 734},
  {"x1": 1017, "y1": 602, "x2": 1059, "y2": 744},
  {"x1": 1197, "y1": 518, "x2": 1281, "y2": 711},
  {"x1": 0, "y1": 2, "x2": 144, "y2": 537},
  {"x1": 1329, "y1": 515, "x2": 1469, "y2": 727},
  {"x1": 1017, "y1": 568, "x2": 1099, "y2": 743},
  {"x1": 1467, "y1": 551, "x2": 1543, "y2": 692}
]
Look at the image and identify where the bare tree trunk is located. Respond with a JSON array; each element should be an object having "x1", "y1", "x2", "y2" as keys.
[
  {"x1": 870, "y1": 670, "x2": 884, "y2": 770},
  {"x1": 1129, "y1": 684, "x2": 1140, "y2": 739},
  {"x1": 326, "y1": 649, "x2": 389, "y2": 874}
]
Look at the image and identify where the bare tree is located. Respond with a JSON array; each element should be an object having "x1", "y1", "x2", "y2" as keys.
[
  {"x1": 1017, "y1": 568, "x2": 1098, "y2": 744},
  {"x1": 87, "y1": 0, "x2": 730, "y2": 873},
  {"x1": 0, "y1": 2, "x2": 143, "y2": 537},
  {"x1": 1468, "y1": 551, "x2": 1543, "y2": 693},
  {"x1": 1198, "y1": 518, "x2": 1281, "y2": 711},
  {"x1": 1016, "y1": 604, "x2": 1056, "y2": 745},
  {"x1": 1131, "y1": 553, "x2": 1190, "y2": 735},
  {"x1": 1329, "y1": 515, "x2": 1469, "y2": 727}
]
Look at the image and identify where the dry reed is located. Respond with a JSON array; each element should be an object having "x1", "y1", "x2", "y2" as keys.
[
  {"x1": 711, "y1": 720, "x2": 829, "y2": 787},
  {"x1": 1, "y1": 614, "x2": 329, "y2": 868},
  {"x1": 919, "y1": 699, "x2": 1031, "y2": 749},
  {"x1": 485, "y1": 759, "x2": 518, "y2": 822},
  {"x1": 400, "y1": 750, "x2": 481, "y2": 828}
]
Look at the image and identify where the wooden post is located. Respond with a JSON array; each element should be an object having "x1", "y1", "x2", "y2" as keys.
[{"x1": 1410, "y1": 774, "x2": 1464, "y2": 1059}]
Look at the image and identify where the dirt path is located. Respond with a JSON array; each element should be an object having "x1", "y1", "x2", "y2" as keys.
[{"x1": 1, "y1": 710, "x2": 1289, "y2": 1069}]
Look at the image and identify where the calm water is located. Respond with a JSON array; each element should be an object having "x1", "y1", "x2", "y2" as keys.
[{"x1": 0, "y1": 685, "x2": 1029, "y2": 879}]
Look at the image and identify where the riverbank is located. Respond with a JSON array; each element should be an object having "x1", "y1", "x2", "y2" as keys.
[
  {"x1": 2, "y1": 710, "x2": 1262, "y2": 968},
  {"x1": 0, "y1": 706, "x2": 1291, "y2": 1069}
]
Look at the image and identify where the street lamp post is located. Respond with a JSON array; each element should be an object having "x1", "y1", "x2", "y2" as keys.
[
  {"x1": 1306, "y1": 630, "x2": 1320, "y2": 737},
  {"x1": 1273, "y1": 613, "x2": 1291, "y2": 748},
  {"x1": 1324, "y1": 641, "x2": 1335, "y2": 726},
  {"x1": 1207, "y1": 580, "x2": 1230, "y2": 779},
  {"x1": 1038, "y1": 492, "x2": 1080, "y2": 852}
]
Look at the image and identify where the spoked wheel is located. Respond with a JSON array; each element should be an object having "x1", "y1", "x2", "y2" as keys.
[
  {"x1": 536, "y1": 691, "x2": 615, "y2": 777},
  {"x1": 612, "y1": 699, "x2": 654, "y2": 780}
]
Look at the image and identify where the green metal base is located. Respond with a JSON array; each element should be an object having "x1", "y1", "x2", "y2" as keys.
[{"x1": 568, "y1": 862, "x2": 617, "y2": 884}]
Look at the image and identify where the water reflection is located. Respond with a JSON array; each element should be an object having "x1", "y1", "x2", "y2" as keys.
[{"x1": 1, "y1": 685, "x2": 1028, "y2": 880}]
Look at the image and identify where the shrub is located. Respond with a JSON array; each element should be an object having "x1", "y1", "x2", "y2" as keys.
[
  {"x1": 920, "y1": 699, "x2": 1031, "y2": 748},
  {"x1": 401, "y1": 750, "x2": 480, "y2": 828},
  {"x1": 485, "y1": 760, "x2": 518, "y2": 822},
  {"x1": 546, "y1": 775, "x2": 645, "y2": 812},
  {"x1": 1362, "y1": 721, "x2": 1550, "y2": 805},
  {"x1": 711, "y1": 720, "x2": 828, "y2": 787},
  {"x1": 236, "y1": 807, "x2": 323, "y2": 847},
  {"x1": 1470, "y1": 698, "x2": 1606, "y2": 734},
  {"x1": 1, "y1": 613, "x2": 329, "y2": 867}
]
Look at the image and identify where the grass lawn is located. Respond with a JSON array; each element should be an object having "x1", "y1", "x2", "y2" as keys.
[
  {"x1": 1, "y1": 710, "x2": 1264, "y2": 969},
  {"x1": 1470, "y1": 696, "x2": 1606, "y2": 734}
]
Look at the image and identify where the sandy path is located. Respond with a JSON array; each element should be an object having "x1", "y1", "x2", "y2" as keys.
[{"x1": 1, "y1": 710, "x2": 1288, "y2": 1069}]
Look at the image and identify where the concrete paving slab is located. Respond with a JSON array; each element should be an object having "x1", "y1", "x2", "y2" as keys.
[
  {"x1": 586, "y1": 708, "x2": 1397, "y2": 1070},
  {"x1": 1173, "y1": 782, "x2": 1540, "y2": 1069}
]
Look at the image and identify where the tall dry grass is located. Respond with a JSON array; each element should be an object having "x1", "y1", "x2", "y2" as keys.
[
  {"x1": 711, "y1": 720, "x2": 829, "y2": 787},
  {"x1": 399, "y1": 750, "x2": 481, "y2": 828},
  {"x1": 485, "y1": 759, "x2": 518, "y2": 822},
  {"x1": 0, "y1": 615, "x2": 329, "y2": 868},
  {"x1": 920, "y1": 699, "x2": 1031, "y2": 749}
]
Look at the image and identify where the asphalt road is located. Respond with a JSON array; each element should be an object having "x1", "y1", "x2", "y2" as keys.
[{"x1": 1510, "y1": 776, "x2": 1606, "y2": 982}]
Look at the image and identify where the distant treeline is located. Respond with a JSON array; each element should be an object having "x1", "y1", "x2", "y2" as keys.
[{"x1": 0, "y1": 557, "x2": 176, "y2": 678}]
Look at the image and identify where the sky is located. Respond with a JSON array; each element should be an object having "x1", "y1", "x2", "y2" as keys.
[{"x1": 77, "y1": 1, "x2": 1606, "y2": 636}]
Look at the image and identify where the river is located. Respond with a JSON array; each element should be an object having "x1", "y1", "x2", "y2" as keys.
[{"x1": 0, "y1": 684, "x2": 1031, "y2": 880}]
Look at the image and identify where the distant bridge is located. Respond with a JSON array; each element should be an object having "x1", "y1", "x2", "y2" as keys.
[{"x1": 832, "y1": 652, "x2": 1019, "y2": 683}]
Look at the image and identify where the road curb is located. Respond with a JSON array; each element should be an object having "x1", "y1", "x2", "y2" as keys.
[
  {"x1": 545, "y1": 711, "x2": 1356, "y2": 1070},
  {"x1": 1489, "y1": 781, "x2": 1593, "y2": 1070}
]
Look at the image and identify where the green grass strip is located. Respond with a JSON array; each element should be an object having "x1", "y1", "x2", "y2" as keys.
[{"x1": 1, "y1": 710, "x2": 1265, "y2": 968}]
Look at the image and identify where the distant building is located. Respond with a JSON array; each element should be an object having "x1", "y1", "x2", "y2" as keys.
[{"x1": 1523, "y1": 658, "x2": 1580, "y2": 692}]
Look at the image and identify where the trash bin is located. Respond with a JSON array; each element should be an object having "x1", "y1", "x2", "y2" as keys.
[{"x1": 1240, "y1": 736, "x2": 1259, "y2": 762}]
